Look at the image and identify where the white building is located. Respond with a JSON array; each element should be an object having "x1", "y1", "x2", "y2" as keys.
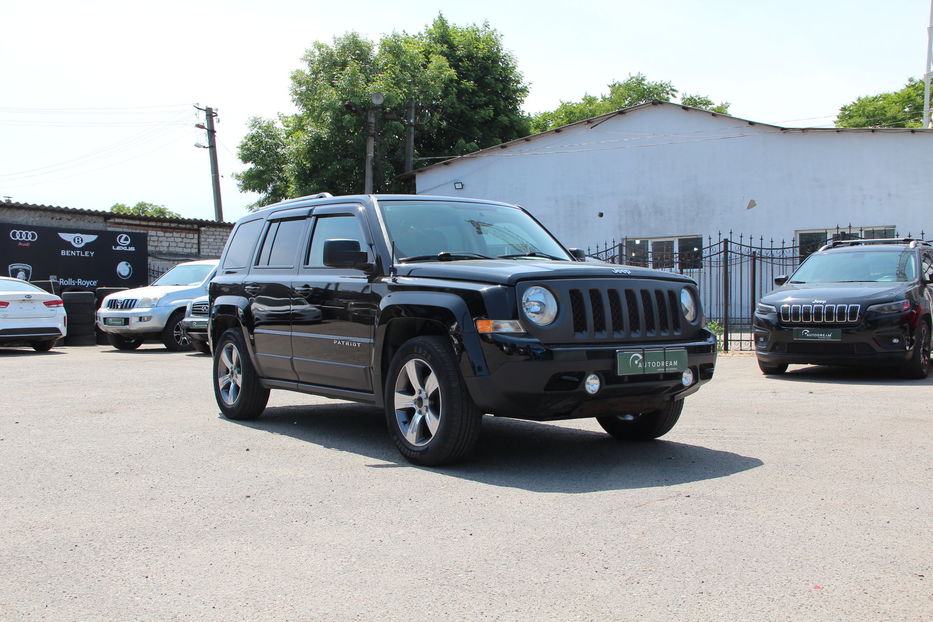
[{"x1": 415, "y1": 101, "x2": 932, "y2": 267}]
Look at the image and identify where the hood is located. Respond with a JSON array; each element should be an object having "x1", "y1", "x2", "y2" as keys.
[
  {"x1": 109, "y1": 284, "x2": 204, "y2": 303},
  {"x1": 761, "y1": 282, "x2": 908, "y2": 305},
  {"x1": 395, "y1": 259, "x2": 694, "y2": 286}
]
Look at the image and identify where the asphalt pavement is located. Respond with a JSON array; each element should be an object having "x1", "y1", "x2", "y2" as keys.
[{"x1": 1, "y1": 345, "x2": 930, "y2": 621}]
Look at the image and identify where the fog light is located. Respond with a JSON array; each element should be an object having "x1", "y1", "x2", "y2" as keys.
[
  {"x1": 584, "y1": 373, "x2": 601, "y2": 395},
  {"x1": 681, "y1": 368, "x2": 695, "y2": 387},
  {"x1": 891, "y1": 337, "x2": 900, "y2": 344},
  {"x1": 138, "y1": 315, "x2": 152, "y2": 322}
]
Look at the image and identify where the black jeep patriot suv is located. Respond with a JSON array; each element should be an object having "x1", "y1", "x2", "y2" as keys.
[
  {"x1": 209, "y1": 194, "x2": 717, "y2": 465},
  {"x1": 754, "y1": 238, "x2": 933, "y2": 378}
]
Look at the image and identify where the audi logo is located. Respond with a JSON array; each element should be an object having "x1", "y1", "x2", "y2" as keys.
[
  {"x1": 9, "y1": 230, "x2": 38, "y2": 242},
  {"x1": 116, "y1": 233, "x2": 131, "y2": 246}
]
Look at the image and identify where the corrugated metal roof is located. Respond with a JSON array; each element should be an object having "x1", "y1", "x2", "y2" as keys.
[
  {"x1": 413, "y1": 100, "x2": 933, "y2": 174},
  {"x1": 0, "y1": 201, "x2": 232, "y2": 226}
]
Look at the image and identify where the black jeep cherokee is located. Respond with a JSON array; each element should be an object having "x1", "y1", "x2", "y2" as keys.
[
  {"x1": 209, "y1": 194, "x2": 717, "y2": 465},
  {"x1": 754, "y1": 238, "x2": 933, "y2": 378}
]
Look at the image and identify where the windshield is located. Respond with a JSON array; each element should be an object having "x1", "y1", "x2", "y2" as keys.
[
  {"x1": 379, "y1": 200, "x2": 571, "y2": 262},
  {"x1": 152, "y1": 264, "x2": 214, "y2": 286},
  {"x1": 790, "y1": 250, "x2": 916, "y2": 283}
]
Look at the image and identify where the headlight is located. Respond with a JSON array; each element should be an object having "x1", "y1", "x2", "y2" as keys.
[
  {"x1": 680, "y1": 288, "x2": 698, "y2": 323},
  {"x1": 521, "y1": 286, "x2": 558, "y2": 326},
  {"x1": 136, "y1": 296, "x2": 160, "y2": 308},
  {"x1": 756, "y1": 302, "x2": 777, "y2": 314},
  {"x1": 867, "y1": 299, "x2": 911, "y2": 314}
]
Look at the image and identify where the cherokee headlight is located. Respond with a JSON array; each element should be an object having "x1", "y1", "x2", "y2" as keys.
[
  {"x1": 136, "y1": 296, "x2": 160, "y2": 309},
  {"x1": 867, "y1": 299, "x2": 911, "y2": 315},
  {"x1": 756, "y1": 302, "x2": 777, "y2": 314},
  {"x1": 680, "y1": 288, "x2": 698, "y2": 323},
  {"x1": 521, "y1": 286, "x2": 558, "y2": 326}
]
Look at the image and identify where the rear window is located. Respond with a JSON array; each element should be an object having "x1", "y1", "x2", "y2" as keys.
[
  {"x1": 0, "y1": 279, "x2": 43, "y2": 293},
  {"x1": 223, "y1": 219, "x2": 263, "y2": 270}
]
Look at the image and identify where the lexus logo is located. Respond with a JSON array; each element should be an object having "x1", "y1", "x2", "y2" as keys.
[
  {"x1": 9, "y1": 230, "x2": 38, "y2": 242},
  {"x1": 116, "y1": 233, "x2": 131, "y2": 246},
  {"x1": 58, "y1": 232, "x2": 98, "y2": 248}
]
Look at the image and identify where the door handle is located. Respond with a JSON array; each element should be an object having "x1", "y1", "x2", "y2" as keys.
[
  {"x1": 294, "y1": 285, "x2": 313, "y2": 295},
  {"x1": 244, "y1": 284, "x2": 261, "y2": 295}
]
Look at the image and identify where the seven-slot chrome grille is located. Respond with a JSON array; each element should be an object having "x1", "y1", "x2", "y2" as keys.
[
  {"x1": 106, "y1": 298, "x2": 137, "y2": 310},
  {"x1": 191, "y1": 302, "x2": 210, "y2": 316},
  {"x1": 780, "y1": 303, "x2": 860, "y2": 325}
]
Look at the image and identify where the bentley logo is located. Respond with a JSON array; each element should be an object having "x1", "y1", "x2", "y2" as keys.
[
  {"x1": 58, "y1": 233, "x2": 98, "y2": 248},
  {"x1": 612, "y1": 268, "x2": 633, "y2": 275}
]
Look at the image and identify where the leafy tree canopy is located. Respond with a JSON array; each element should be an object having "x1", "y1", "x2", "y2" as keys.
[
  {"x1": 530, "y1": 73, "x2": 730, "y2": 133},
  {"x1": 236, "y1": 15, "x2": 530, "y2": 208},
  {"x1": 835, "y1": 78, "x2": 925, "y2": 128},
  {"x1": 110, "y1": 202, "x2": 181, "y2": 219}
]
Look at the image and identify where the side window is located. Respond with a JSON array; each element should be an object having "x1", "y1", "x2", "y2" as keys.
[
  {"x1": 306, "y1": 215, "x2": 369, "y2": 266},
  {"x1": 922, "y1": 252, "x2": 933, "y2": 281},
  {"x1": 222, "y1": 219, "x2": 263, "y2": 270},
  {"x1": 255, "y1": 219, "x2": 306, "y2": 268}
]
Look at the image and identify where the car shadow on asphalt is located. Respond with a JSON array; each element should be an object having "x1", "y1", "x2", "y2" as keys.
[
  {"x1": 0, "y1": 348, "x2": 66, "y2": 356},
  {"x1": 769, "y1": 365, "x2": 933, "y2": 386},
  {"x1": 223, "y1": 404, "x2": 763, "y2": 494}
]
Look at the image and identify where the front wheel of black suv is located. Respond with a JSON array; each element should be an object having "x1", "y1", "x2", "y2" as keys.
[
  {"x1": 213, "y1": 328, "x2": 269, "y2": 420},
  {"x1": 597, "y1": 400, "x2": 684, "y2": 441},
  {"x1": 757, "y1": 359, "x2": 788, "y2": 375},
  {"x1": 901, "y1": 321, "x2": 931, "y2": 379},
  {"x1": 385, "y1": 336, "x2": 483, "y2": 466}
]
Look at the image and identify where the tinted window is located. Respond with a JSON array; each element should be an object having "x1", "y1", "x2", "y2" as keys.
[
  {"x1": 256, "y1": 219, "x2": 306, "y2": 267},
  {"x1": 306, "y1": 216, "x2": 368, "y2": 266},
  {"x1": 0, "y1": 278, "x2": 44, "y2": 292},
  {"x1": 223, "y1": 219, "x2": 263, "y2": 269},
  {"x1": 678, "y1": 237, "x2": 703, "y2": 270}
]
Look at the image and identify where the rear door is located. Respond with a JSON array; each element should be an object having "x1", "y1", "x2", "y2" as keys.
[{"x1": 291, "y1": 205, "x2": 378, "y2": 392}]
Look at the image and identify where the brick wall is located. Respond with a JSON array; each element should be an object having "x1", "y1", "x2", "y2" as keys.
[{"x1": 1, "y1": 202, "x2": 234, "y2": 278}]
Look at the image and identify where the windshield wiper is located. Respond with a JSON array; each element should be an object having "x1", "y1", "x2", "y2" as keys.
[
  {"x1": 497, "y1": 251, "x2": 565, "y2": 261},
  {"x1": 398, "y1": 251, "x2": 492, "y2": 263}
]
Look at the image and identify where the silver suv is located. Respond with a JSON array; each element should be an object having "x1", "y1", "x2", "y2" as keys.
[{"x1": 97, "y1": 259, "x2": 218, "y2": 351}]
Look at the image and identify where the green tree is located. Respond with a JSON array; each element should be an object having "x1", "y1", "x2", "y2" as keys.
[
  {"x1": 110, "y1": 202, "x2": 181, "y2": 219},
  {"x1": 530, "y1": 74, "x2": 730, "y2": 133},
  {"x1": 835, "y1": 78, "x2": 925, "y2": 128},
  {"x1": 236, "y1": 16, "x2": 529, "y2": 208}
]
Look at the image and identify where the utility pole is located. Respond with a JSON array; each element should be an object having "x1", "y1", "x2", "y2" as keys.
[
  {"x1": 364, "y1": 93, "x2": 384, "y2": 194},
  {"x1": 404, "y1": 100, "x2": 416, "y2": 173},
  {"x1": 195, "y1": 105, "x2": 224, "y2": 221},
  {"x1": 924, "y1": 0, "x2": 933, "y2": 128}
]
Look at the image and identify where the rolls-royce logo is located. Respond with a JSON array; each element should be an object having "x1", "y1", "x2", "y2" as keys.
[
  {"x1": 58, "y1": 233, "x2": 98, "y2": 248},
  {"x1": 612, "y1": 268, "x2": 633, "y2": 275}
]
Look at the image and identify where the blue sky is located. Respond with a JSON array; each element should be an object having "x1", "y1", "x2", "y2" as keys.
[{"x1": 0, "y1": 0, "x2": 929, "y2": 222}]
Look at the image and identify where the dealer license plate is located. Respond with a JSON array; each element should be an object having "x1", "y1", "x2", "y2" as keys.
[
  {"x1": 617, "y1": 348, "x2": 688, "y2": 376},
  {"x1": 104, "y1": 317, "x2": 128, "y2": 326},
  {"x1": 792, "y1": 328, "x2": 841, "y2": 342}
]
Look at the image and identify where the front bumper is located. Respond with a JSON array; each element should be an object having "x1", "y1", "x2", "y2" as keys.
[
  {"x1": 96, "y1": 305, "x2": 174, "y2": 335},
  {"x1": 180, "y1": 316, "x2": 209, "y2": 343},
  {"x1": 753, "y1": 310, "x2": 918, "y2": 367},
  {"x1": 464, "y1": 330, "x2": 717, "y2": 421}
]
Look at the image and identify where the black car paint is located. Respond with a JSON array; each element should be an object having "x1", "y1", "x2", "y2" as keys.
[{"x1": 209, "y1": 195, "x2": 717, "y2": 421}]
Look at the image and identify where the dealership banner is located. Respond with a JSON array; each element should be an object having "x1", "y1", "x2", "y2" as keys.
[{"x1": 1, "y1": 223, "x2": 148, "y2": 289}]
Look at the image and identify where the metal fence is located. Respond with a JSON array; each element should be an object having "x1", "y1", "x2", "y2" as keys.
[{"x1": 586, "y1": 227, "x2": 927, "y2": 351}]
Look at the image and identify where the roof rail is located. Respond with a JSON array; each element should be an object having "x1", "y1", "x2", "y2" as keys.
[
  {"x1": 817, "y1": 237, "x2": 930, "y2": 251},
  {"x1": 290, "y1": 192, "x2": 333, "y2": 201}
]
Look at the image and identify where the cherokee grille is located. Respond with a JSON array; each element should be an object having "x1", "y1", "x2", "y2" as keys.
[
  {"x1": 567, "y1": 285, "x2": 683, "y2": 339},
  {"x1": 106, "y1": 298, "x2": 137, "y2": 310},
  {"x1": 191, "y1": 302, "x2": 210, "y2": 316},
  {"x1": 780, "y1": 303, "x2": 860, "y2": 325}
]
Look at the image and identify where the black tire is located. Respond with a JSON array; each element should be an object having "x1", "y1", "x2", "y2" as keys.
[
  {"x1": 193, "y1": 339, "x2": 211, "y2": 354},
  {"x1": 107, "y1": 333, "x2": 144, "y2": 350},
  {"x1": 757, "y1": 359, "x2": 788, "y2": 375},
  {"x1": 597, "y1": 399, "x2": 684, "y2": 441},
  {"x1": 384, "y1": 336, "x2": 483, "y2": 466},
  {"x1": 901, "y1": 321, "x2": 931, "y2": 379},
  {"x1": 161, "y1": 309, "x2": 193, "y2": 351},
  {"x1": 32, "y1": 340, "x2": 55, "y2": 352},
  {"x1": 213, "y1": 328, "x2": 269, "y2": 420}
]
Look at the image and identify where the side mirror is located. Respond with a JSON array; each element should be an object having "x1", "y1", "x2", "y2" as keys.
[
  {"x1": 568, "y1": 248, "x2": 587, "y2": 261},
  {"x1": 774, "y1": 275, "x2": 788, "y2": 286},
  {"x1": 323, "y1": 239, "x2": 372, "y2": 271}
]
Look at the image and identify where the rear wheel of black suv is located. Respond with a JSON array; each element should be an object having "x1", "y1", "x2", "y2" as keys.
[
  {"x1": 214, "y1": 328, "x2": 269, "y2": 420},
  {"x1": 901, "y1": 321, "x2": 931, "y2": 379},
  {"x1": 597, "y1": 399, "x2": 684, "y2": 441},
  {"x1": 385, "y1": 336, "x2": 483, "y2": 466}
]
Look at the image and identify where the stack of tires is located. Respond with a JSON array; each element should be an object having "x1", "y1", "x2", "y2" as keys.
[
  {"x1": 62, "y1": 291, "x2": 97, "y2": 346},
  {"x1": 94, "y1": 287, "x2": 128, "y2": 345}
]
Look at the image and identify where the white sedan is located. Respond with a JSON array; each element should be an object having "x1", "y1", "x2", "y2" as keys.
[{"x1": 0, "y1": 277, "x2": 67, "y2": 352}]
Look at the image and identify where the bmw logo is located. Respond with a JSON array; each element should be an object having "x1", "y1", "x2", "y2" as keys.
[{"x1": 116, "y1": 261, "x2": 133, "y2": 280}]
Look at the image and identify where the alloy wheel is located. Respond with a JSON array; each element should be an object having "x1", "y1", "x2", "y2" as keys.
[
  {"x1": 393, "y1": 358, "x2": 442, "y2": 447},
  {"x1": 217, "y1": 342, "x2": 242, "y2": 406}
]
